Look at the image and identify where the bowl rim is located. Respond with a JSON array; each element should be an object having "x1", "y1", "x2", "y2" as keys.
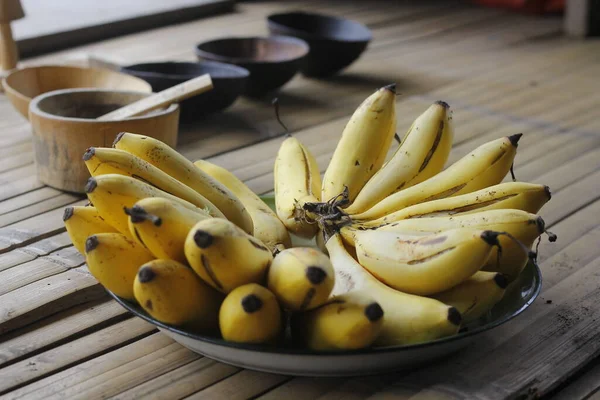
[
  {"x1": 107, "y1": 257, "x2": 542, "y2": 357},
  {"x1": 267, "y1": 11, "x2": 373, "y2": 43},
  {"x1": 120, "y1": 60, "x2": 250, "y2": 82},
  {"x1": 28, "y1": 88, "x2": 179, "y2": 123},
  {"x1": 2, "y1": 64, "x2": 153, "y2": 105},
  {"x1": 195, "y1": 35, "x2": 310, "y2": 65}
]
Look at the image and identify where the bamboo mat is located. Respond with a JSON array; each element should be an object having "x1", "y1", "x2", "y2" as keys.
[{"x1": 0, "y1": 0, "x2": 599, "y2": 398}]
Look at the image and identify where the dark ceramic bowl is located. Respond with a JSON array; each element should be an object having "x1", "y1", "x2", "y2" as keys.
[
  {"x1": 119, "y1": 61, "x2": 249, "y2": 120},
  {"x1": 267, "y1": 11, "x2": 372, "y2": 77},
  {"x1": 195, "y1": 36, "x2": 309, "y2": 97}
]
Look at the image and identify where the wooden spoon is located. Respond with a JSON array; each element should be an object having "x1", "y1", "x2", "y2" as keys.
[{"x1": 97, "y1": 73, "x2": 213, "y2": 121}]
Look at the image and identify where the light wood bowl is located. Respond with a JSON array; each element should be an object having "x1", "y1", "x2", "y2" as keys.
[
  {"x1": 3, "y1": 65, "x2": 153, "y2": 120},
  {"x1": 29, "y1": 89, "x2": 179, "y2": 193}
]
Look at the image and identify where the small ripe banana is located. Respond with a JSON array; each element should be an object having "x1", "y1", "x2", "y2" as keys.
[
  {"x1": 431, "y1": 271, "x2": 508, "y2": 324},
  {"x1": 219, "y1": 283, "x2": 282, "y2": 344},
  {"x1": 125, "y1": 197, "x2": 211, "y2": 263},
  {"x1": 267, "y1": 247, "x2": 335, "y2": 311},
  {"x1": 326, "y1": 233, "x2": 461, "y2": 346},
  {"x1": 348, "y1": 101, "x2": 454, "y2": 214},
  {"x1": 194, "y1": 159, "x2": 291, "y2": 252},
  {"x1": 274, "y1": 136, "x2": 322, "y2": 238},
  {"x1": 134, "y1": 259, "x2": 223, "y2": 334},
  {"x1": 347, "y1": 209, "x2": 544, "y2": 281},
  {"x1": 84, "y1": 147, "x2": 223, "y2": 217},
  {"x1": 322, "y1": 84, "x2": 397, "y2": 203},
  {"x1": 354, "y1": 228, "x2": 499, "y2": 296},
  {"x1": 85, "y1": 233, "x2": 155, "y2": 301},
  {"x1": 63, "y1": 205, "x2": 117, "y2": 255},
  {"x1": 352, "y1": 134, "x2": 522, "y2": 221},
  {"x1": 291, "y1": 291, "x2": 384, "y2": 350},
  {"x1": 184, "y1": 218, "x2": 273, "y2": 293},
  {"x1": 84, "y1": 174, "x2": 221, "y2": 237},
  {"x1": 113, "y1": 132, "x2": 253, "y2": 234},
  {"x1": 359, "y1": 182, "x2": 551, "y2": 227}
]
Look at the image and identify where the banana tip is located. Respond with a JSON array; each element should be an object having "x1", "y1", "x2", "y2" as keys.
[
  {"x1": 536, "y1": 216, "x2": 546, "y2": 234},
  {"x1": 112, "y1": 132, "x2": 126, "y2": 147},
  {"x1": 508, "y1": 133, "x2": 523, "y2": 147},
  {"x1": 193, "y1": 230, "x2": 214, "y2": 249},
  {"x1": 435, "y1": 100, "x2": 450, "y2": 109},
  {"x1": 480, "y1": 230, "x2": 500, "y2": 246},
  {"x1": 306, "y1": 266, "x2": 327, "y2": 285},
  {"x1": 84, "y1": 178, "x2": 97, "y2": 193},
  {"x1": 82, "y1": 147, "x2": 95, "y2": 161},
  {"x1": 494, "y1": 273, "x2": 509, "y2": 289},
  {"x1": 63, "y1": 207, "x2": 74, "y2": 221},
  {"x1": 241, "y1": 294, "x2": 263, "y2": 313},
  {"x1": 447, "y1": 307, "x2": 462, "y2": 326},
  {"x1": 365, "y1": 302, "x2": 384, "y2": 322},
  {"x1": 85, "y1": 235, "x2": 99, "y2": 253},
  {"x1": 138, "y1": 266, "x2": 156, "y2": 283},
  {"x1": 383, "y1": 83, "x2": 396, "y2": 94},
  {"x1": 544, "y1": 185, "x2": 552, "y2": 200}
]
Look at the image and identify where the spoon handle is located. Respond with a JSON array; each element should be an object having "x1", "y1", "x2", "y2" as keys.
[{"x1": 98, "y1": 73, "x2": 213, "y2": 121}]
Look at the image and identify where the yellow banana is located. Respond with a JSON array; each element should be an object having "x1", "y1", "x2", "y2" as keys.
[
  {"x1": 184, "y1": 218, "x2": 273, "y2": 293},
  {"x1": 431, "y1": 271, "x2": 508, "y2": 324},
  {"x1": 194, "y1": 159, "x2": 291, "y2": 252},
  {"x1": 219, "y1": 283, "x2": 282, "y2": 344},
  {"x1": 274, "y1": 136, "x2": 322, "y2": 238},
  {"x1": 347, "y1": 101, "x2": 454, "y2": 214},
  {"x1": 133, "y1": 259, "x2": 223, "y2": 334},
  {"x1": 84, "y1": 147, "x2": 223, "y2": 217},
  {"x1": 63, "y1": 205, "x2": 118, "y2": 255},
  {"x1": 322, "y1": 84, "x2": 397, "y2": 203},
  {"x1": 352, "y1": 134, "x2": 522, "y2": 221},
  {"x1": 359, "y1": 182, "x2": 550, "y2": 227},
  {"x1": 85, "y1": 232, "x2": 155, "y2": 301},
  {"x1": 267, "y1": 247, "x2": 335, "y2": 311},
  {"x1": 346, "y1": 209, "x2": 544, "y2": 281},
  {"x1": 291, "y1": 291, "x2": 384, "y2": 350},
  {"x1": 113, "y1": 132, "x2": 253, "y2": 234},
  {"x1": 125, "y1": 197, "x2": 211, "y2": 263},
  {"x1": 85, "y1": 174, "x2": 222, "y2": 237},
  {"x1": 354, "y1": 228, "x2": 499, "y2": 296},
  {"x1": 326, "y1": 234, "x2": 461, "y2": 346}
]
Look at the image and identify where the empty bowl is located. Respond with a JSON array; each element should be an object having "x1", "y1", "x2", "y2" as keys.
[
  {"x1": 3, "y1": 65, "x2": 153, "y2": 120},
  {"x1": 28, "y1": 89, "x2": 179, "y2": 193},
  {"x1": 195, "y1": 36, "x2": 309, "y2": 96},
  {"x1": 267, "y1": 11, "x2": 372, "y2": 77},
  {"x1": 119, "y1": 61, "x2": 249, "y2": 120}
]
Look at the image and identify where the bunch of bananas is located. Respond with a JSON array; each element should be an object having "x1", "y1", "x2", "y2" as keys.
[
  {"x1": 63, "y1": 83, "x2": 554, "y2": 351},
  {"x1": 63, "y1": 132, "x2": 381, "y2": 350},
  {"x1": 274, "y1": 84, "x2": 554, "y2": 347}
]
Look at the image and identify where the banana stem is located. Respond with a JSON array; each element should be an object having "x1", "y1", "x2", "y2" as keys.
[{"x1": 123, "y1": 206, "x2": 162, "y2": 226}]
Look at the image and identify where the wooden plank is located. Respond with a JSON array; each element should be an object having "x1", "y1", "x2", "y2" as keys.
[
  {"x1": 0, "y1": 269, "x2": 106, "y2": 335},
  {"x1": 0, "y1": 232, "x2": 73, "y2": 273},
  {"x1": 549, "y1": 358, "x2": 600, "y2": 399},
  {"x1": 0, "y1": 318, "x2": 156, "y2": 396},
  {"x1": 5, "y1": 333, "x2": 174, "y2": 399},
  {"x1": 0, "y1": 187, "x2": 64, "y2": 216},
  {"x1": 184, "y1": 370, "x2": 290, "y2": 400},
  {"x1": 0, "y1": 246, "x2": 85, "y2": 296},
  {"x1": 0, "y1": 300, "x2": 127, "y2": 368},
  {"x1": 46, "y1": 343, "x2": 199, "y2": 400},
  {"x1": 0, "y1": 193, "x2": 80, "y2": 228},
  {"x1": 114, "y1": 358, "x2": 239, "y2": 400}
]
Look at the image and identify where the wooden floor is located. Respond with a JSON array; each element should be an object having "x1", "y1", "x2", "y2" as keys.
[{"x1": 0, "y1": 0, "x2": 599, "y2": 398}]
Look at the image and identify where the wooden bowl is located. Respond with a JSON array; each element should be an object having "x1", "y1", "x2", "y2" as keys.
[
  {"x1": 3, "y1": 65, "x2": 153, "y2": 120},
  {"x1": 29, "y1": 89, "x2": 179, "y2": 193},
  {"x1": 267, "y1": 12, "x2": 372, "y2": 77},
  {"x1": 120, "y1": 61, "x2": 249, "y2": 120},
  {"x1": 195, "y1": 36, "x2": 309, "y2": 96}
]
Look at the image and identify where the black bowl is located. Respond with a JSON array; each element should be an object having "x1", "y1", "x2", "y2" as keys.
[
  {"x1": 267, "y1": 11, "x2": 372, "y2": 77},
  {"x1": 119, "y1": 61, "x2": 249, "y2": 120},
  {"x1": 195, "y1": 36, "x2": 309, "y2": 97}
]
